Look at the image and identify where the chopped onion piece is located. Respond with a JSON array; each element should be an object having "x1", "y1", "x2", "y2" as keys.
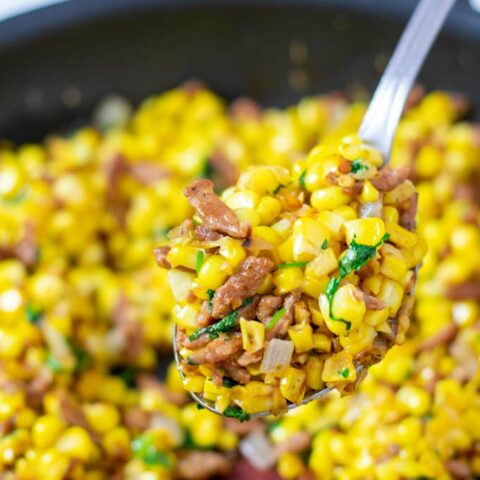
[
  {"x1": 260, "y1": 339, "x2": 294, "y2": 373},
  {"x1": 359, "y1": 200, "x2": 382, "y2": 219},
  {"x1": 150, "y1": 414, "x2": 184, "y2": 447},
  {"x1": 240, "y1": 430, "x2": 278, "y2": 470},
  {"x1": 167, "y1": 268, "x2": 195, "y2": 302}
]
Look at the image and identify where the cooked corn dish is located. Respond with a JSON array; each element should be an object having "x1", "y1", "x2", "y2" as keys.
[
  {"x1": 0, "y1": 82, "x2": 478, "y2": 479},
  {"x1": 157, "y1": 136, "x2": 424, "y2": 416}
]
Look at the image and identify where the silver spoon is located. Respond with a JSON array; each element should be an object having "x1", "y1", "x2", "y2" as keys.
[{"x1": 174, "y1": 0, "x2": 456, "y2": 418}]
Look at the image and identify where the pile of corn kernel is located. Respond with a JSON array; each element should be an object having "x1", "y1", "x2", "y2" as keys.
[{"x1": 0, "y1": 83, "x2": 478, "y2": 479}]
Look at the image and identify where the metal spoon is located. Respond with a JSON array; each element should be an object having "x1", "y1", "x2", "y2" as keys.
[{"x1": 174, "y1": 0, "x2": 456, "y2": 418}]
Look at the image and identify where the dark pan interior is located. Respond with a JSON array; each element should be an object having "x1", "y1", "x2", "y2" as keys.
[{"x1": 0, "y1": 0, "x2": 480, "y2": 144}]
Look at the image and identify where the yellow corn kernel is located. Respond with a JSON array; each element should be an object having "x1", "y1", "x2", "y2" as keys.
[
  {"x1": 396, "y1": 385, "x2": 431, "y2": 416},
  {"x1": 343, "y1": 217, "x2": 386, "y2": 246},
  {"x1": 303, "y1": 272, "x2": 329, "y2": 299},
  {"x1": 273, "y1": 268, "x2": 304, "y2": 295},
  {"x1": 378, "y1": 279, "x2": 404, "y2": 317},
  {"x1": 83, "y1": 403, "x2": 120, "y2": 434},
  {"x1": 362, "y1": 274, "x2": 384, "y2": 295},
  {"x1": 203, "y1": 378, "x2": 230, "y2": 402},
  {"x1": 305, "y1": 356, "x2": 324, "y2": 390},
  {"x1": 238, "y1": 166, "x2": 290, "y2": 195},
  {"x1": 311, "y1": 186, "x2": 350, "y2": 211},
  {"x1": 278, "y1": 452, "x2": 305, "y2": 479},
  {"x1": 257, "y1": 196, "x2": 282, "y2": 225},
  {"x1": 191, "y1": 410, "x2": 223, "y2": 447},
  {"x1": 257, "y1": 273, "x2": 274, "y2": 294},
  {"x1": 197, "y1": 255, "x2": 232, "y2": 290},
  {"x1": 240, "y1": 318, "x2": 265, "y2": 352},
  {"x1": 304, "y1": 154, "x2": 341, "y2": 191},
  {"x1": 219, "y1": 238, "x2": 246, "y2": 268},
  {"x1": 380, "y1": 254, "x2": 408, "y2": 282},
  {"x1": 322, "y1": 351, "x2": 356, "y2": 383},
  {"x1": 182, "y1": 376, "x2": 205, "y2": 393},
  {"x1": 166, "y1": 245, "x2": 202, "y2": 270},
  {"x1": 383, "y1": 206, "x2": 400, "y2": 225},
  {"x1": 305, "y1": 248, "x2": 338, "y2": 278},
  {"x1": 278, "y1": 235, "x2": 295, "y2": 262},
  {"x1": 312, "y1": 333, "x2": 331, "y2": 352},
  {"x1": 215, "y1": 395, "x2": 231, "y2": 414},
  {"x1": 340, "y1": 324, "x2": 377, "y2": 355},
  {"x1": 102, "y1": 427, "x2": 131, "y2": 459},
  {"x1": 218, "y1": 430, "x2": 238, "y2": 451},
  {"x1": 364, "y1": 308, "x2": 390, "y2": 328},
  {"x1": 56, "y1": 426, "x2": 96, "y2": 462},
  {"x1": 280, "y1": 367, "x2": 307, "y2": 404},
  {"x1": 32, "y1": 415, "x2": 65, "y2": 449},
  {"x1": 292, "y1": 217, "x2": 331, "y2": 262},
  {"x1": 225, "y1": 190, "x2": 260, "y2": 209},
  {"x1": 332, "y1": 205, "x2": 357, "y2": 221},
  {"x1": 173, "y1": 304, "x2": 200, "y2": 330},
  {"x1": 271, "y1": 218, "x2": 293, "y2": 239},
  {"x1": 386, "y1": 222, "x2": 418, "y2": 249},
  {"x1": 360, "y1": 180, "x2": 380, "y2": 202},
  {"x1": 288, "y1": 322, "x2": 313, "y2": 353},
  {"x1": 317, "y1": 210, "x2": 345, "y2": 240},
  {"x1": 319, "y1": 294, "x2": 349, "y2": 336},
  {"x1": 384, "y1": 180, "x2": 416, "y2": 205},
  {"x1": 252, "y1": 226, "x2": 282, "y2": 246},
  {"x1": 234, "y1": 207, "x2": 260, "y2": 226},
  {"x1": 340, "y1": 139, "x2": 383, "y2": 166},
  {"x1": 402, "y1": 237, "x2": 427, "y2": 269},
  {"x1": 331, "y1": 284, "x2": 366, "y2": 329}
]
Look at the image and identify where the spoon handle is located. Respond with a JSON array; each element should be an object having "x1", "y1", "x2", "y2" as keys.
[{"x1": 358, "y1": 0, "x2": 456, "y2": 160}]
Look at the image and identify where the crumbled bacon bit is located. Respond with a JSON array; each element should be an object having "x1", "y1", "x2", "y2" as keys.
[
  {"x1": 153, "y1": 246, "x2": 171, "y2": 269},
  {"x1": 189, "y1": 334, "x2": 243, "y2": 366},
  {"x1": 176, "y1": 451, "x2": 233, "y2": 480},
  {"x1": 370, "y1": 166, "x2": 410, "y2": 192}
]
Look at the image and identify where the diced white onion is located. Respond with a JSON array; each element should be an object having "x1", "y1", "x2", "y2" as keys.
[
  {"x1": 150, "y1": 414, "x2": 184, "y2": 447},
  {"x1": 359, "y1": 200, "x2": 382, "y2": 219},
  {"x1": 167, "y1": 269, "x2": 195, "y2": 302},
  {"x1": 240, "y1": 430, "x2": 278, "y2": 470},
  {"x1": 260, "y1": 339, "x2": 294, "y2": 373},
  {"x1": 93, "y1": 94, "x2": 132, "y2": 130}
]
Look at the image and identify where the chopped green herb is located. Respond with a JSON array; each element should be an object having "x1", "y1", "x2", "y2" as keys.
[
  {"x1": 189, "y1": 297, "x2": 254, "y2": 341},
  {"x1": 223, "y1": 406, "x2": 251, "y2": 422},
  {"x1": 153, "y1": 227, "x2": 169, "y2": 240},
  {"x1": 196, "y1": 250, "x2": 204, "y2": 274},
  {"x1": 132, "y1": 434, "x2": 172, "y2": 467},
  {"x1": 116, "y1": 366, "x2": 138, "y2": 387},
  {"x1": 277, "y1": 261, "x2": 309, "y2": 269},
  {"x1": 199, "y1": 159, "x2": 213, "y2": 179},
  {"x1": 196, "y1": 403, "x2": 205, "y2": 410},
  {"x1": 45, "y1": 355, "x2": 63, "y2": 373},
  {"x1": 207, "y1": 289, "x2": 215, "y2": 301},
  {"x1": 266, "y1": 420, "x2": 281, "y2": 434},
  {"x1": 350, "y1": 159, "x2": 368, "y2": 174},
  {"x1": 25, "y1": 304, "x2": 42, "y2": 324},
  {"x1": 326, "y1": 233, "x2": 390, "y2": 329},
  {"x1": 299, "y1": 169, "x2": 307, "y2": 189},
  {"x1": 222, "y1": 377, "x2": 238, "y2": 388},
  {"x1": 266, "y1": 307, "x2": 286, "y2": 330},
  {"x1": 423, "y1": 411, "x2": 433, "y2": 421},
  {"x1": 273, "y1": 184, "x2": 284, "y2": 194},
  {"x1": 321, "y1": 239, "x2": 329, "y2": 250},
  {"x1": 67, "y1": 339, "x2": 91, "y2": 374},
  {"x1": 338, "y1": 368, "x2": 349, "y2": 379}
]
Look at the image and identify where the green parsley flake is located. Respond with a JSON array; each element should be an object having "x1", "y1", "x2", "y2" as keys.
[
  {"x1": 277, "y1": 261, "x2": 309, "y2": 269},
  {"x1": 338, "y1": 368, "x2": 349, "y2": 379},
  {"x1": 350, "y1": 159, "x2": 368, "y2": 174},
  {"x1": 45, "y1": 355, "x2": 63, "y2": 373},
  {"x1": 132, "y1": 434, "x2": 172, "y2": 467},
  {"x1": 196, "y1": 250, "x2": 205, "y2": 274},
  {"x1": 299, "y1": 169, "x2": 307, "y2": 189},
  {"x1": 321, "y1": 239, "x2": 329, "y2": 250},
  {"x1": 25, "y1": 304, "x2": 42, "y2": 324},
  {"x1": 266, "y1": 307, "x2": 286, "y2": 330},
  {"x1": 223, "y1": 406, "x2": 251, "y2": 422}
]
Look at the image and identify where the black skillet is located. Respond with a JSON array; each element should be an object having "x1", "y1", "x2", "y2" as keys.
[{"x1": 0, "y1": 0, "x2": 480, "y2": 144}]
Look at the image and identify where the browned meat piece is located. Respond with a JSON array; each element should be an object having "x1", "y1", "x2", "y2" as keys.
[
  {"x1": 338, "y1": 157, "x2": 351, "y2": 174},
  {"x1": 175, "y1": 451, "x2": 232, "y2": 480},
  {"x1": 221, "y1": 364, "x2": 251, "y2": 384},
  {"x1": 25, "y1": 370, "x2": 52, "y2": 408},
  {"x1": 230, "y1": 98, "x2": 262, "y2": 121},
  {"x1": 236, "y1": 295, "x2": 260, "y2": 321},
  {"x1": 153, "y1": 246, "x2": 171, "y2": 269},
  {"x1": 197, "y1": 301, "x2": 213, "y2": 328},
  {"x1": 104, "y1": 154, "x2": 129, "y2": 227},
  {"x1": 237, "y1": 349, "x2": 263, "y2": 367},
  {"x1": 58, "y1": 391, "x2": 99, "y2": 442},
  {"x1": 416, "y1": 324, "x2": 459, "y2": 352},
  {"x1": 212, "y1": 256, "x2": 275, "y2": 318},
  {"x1": 342, "y1": 181, "x2": 364, "y2": 196},
  {"x1": 123, "y1": 407, "x2": 150, "y2": 432},
  {"x1": 209, "y1": 149, "x2": 239, "y2": 191},
  {"x1": 257, "y1": 295, "x2": 283, "y2": 323},
  {"x1": 446, "y1": 281, "x2": 480, "y2": 300},
  {"x1": 195, "y1": 224, "x2": 222, "y2": 241},
  {"x1": 0, "y1": 222, "x2": 37, "y2": 267},
  {"x1": 445, "y1": 460, "x2": 472, "y2": 479},
  {"x1": 177, "y1": 327, "x2": 211, "y2": 351},
  {"x1": 224, "y1": 417, "x2": 264, "y2": 436},
  {"x1": 370, "y1": 166, "x2": 409, "y2": 192},
  {"x1": 450, "y1": 337, "x2": 478, "y2": 382},
  {"x1": 274, "y1": 431, "x2": 312, "y2": 455},
  {"x1": 230, "y1": 458, "x2": 282, "y2": 480},
  {"x1": 130, "y1": 162, "x2": 169, "y2": 185},
  {"x1": 266, "y1": 293, "x2": 298, "y2": 340},
  {"x1": 354, "y1": 335, "x2": 390, "y2": 366},
  {"x1": 181, "y1": 79, "x2": 205, "y2": 97},
  {"x1": 189, "y1": 334, "x2": 243, "y2": 365},
  {"x1": 399, "y1": 192, "x2": 418, "y2": 231},
  {"x1": 356, "y1": 289, "x2": 387, "y2": 310},
  {"x1": 136, "y1": 374, "x2": 188, "y2": 405},
  {"x1": 450, "y1": 93, "x2": 470, "y2": 117},
  {"x1": 298, "y1": 470, "x2": 317, "y2": 480},
  {"x1": 184, "y1": 179, "x2": 249, "y2": 238},
  {"x1": 212, "y1": 369, "x2": 224, "y2": 388},
  {"x1": 453, "y1": 183, "x2": 480, "y2": 205}
]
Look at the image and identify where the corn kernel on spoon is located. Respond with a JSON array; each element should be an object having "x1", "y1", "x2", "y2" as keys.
[{"x1": 173, "y1": 0, "x2": 454, "y2": 419}]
